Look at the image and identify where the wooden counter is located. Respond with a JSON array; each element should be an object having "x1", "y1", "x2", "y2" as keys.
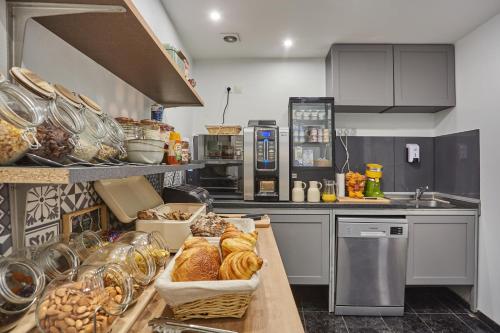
[{"x1": 128, "y1": 226, "x2": 305, "y2": 333}]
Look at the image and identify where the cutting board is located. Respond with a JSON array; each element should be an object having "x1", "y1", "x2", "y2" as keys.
[
  {"x1": 220, "y1": 214, "x2": 271, "y2": 228},
  {"x1": 337, "y1": 196, "x2": 391, "y2": 204}
]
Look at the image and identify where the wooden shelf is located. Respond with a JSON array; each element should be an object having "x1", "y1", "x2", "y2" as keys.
[
  {"x1": 8, "y1": 0, "x2": 204, "y2": 107},
  {"x1": 0, "y1": 162, "x2": 205, "y2": 184}
]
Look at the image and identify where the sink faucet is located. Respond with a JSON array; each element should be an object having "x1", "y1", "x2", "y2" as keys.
[{"x1": 415, "y1": 186, "x2": 429, "y2": 201}]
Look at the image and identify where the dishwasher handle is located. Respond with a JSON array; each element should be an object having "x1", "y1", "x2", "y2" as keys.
[
  {"x1": 360, "y1": 231, "x2": 386, "y2": 237},
  {"x1": 338, "y1": 221, "x2": 408, "y2": 238}
]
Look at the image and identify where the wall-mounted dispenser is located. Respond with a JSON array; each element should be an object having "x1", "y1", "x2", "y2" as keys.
[{"x1": 406, "y1": 144, "x2": 420, "y2": 164}]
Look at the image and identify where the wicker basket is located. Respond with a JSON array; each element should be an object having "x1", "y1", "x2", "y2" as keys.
[
  {"x1": 155, "y1": 238, "x2": 260, "y2": 321},
  {"x1": 171, "y1": 292, "x2": 252, "y2": 320},
  {"x1": 205, "y1": 125, "x2": 242, "y2": 135}
]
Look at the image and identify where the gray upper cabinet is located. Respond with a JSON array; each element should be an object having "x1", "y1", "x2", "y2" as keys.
[
  {"x1": 406, "y1": 215, "x2": 475, "y2": 285},
  {"x1": 326, "y1": 43, "x2": 455, "y2": 113},
  {"x1": 326, "y1": 44, "x2": 394, "y2": 113},
  {"x1": 389, "y1": 44, "x2": 455, "y2": 113}
]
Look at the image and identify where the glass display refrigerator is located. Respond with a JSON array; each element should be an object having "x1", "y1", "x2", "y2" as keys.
[{"x1": 289, "y1": 97, "x2": 335, "y2": 187}]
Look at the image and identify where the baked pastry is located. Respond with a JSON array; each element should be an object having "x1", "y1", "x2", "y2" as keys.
[
  {"x1": 219, "y1": 251, "x2": 263, "y2": 280},
  {"x1": 219, "y1": 224, "x2": 243, "y2": 245},
  {"x1": 171, "y1": 245, "x2": 221, "y2": 281},
  {"x1": 183, "y1": 237, "x2": 209, "y2": 250},
  {"x1": 221, "y1": 237, "x2": 255, "y2": 258},
  {"x1": 190, "y1": 213, "x2": 229, "y2": 237}
]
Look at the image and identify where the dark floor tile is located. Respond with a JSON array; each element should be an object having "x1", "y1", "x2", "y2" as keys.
[
  {"x1": 457, "y1": 313, "x2": 497, "y2": 333},
  {"x1": 440, "y1": 294, "x2": 472, "y2": 314},
  {"x1": 406, "y1": 289, "x2": 452, "y2": 314},
  {"x1": 299, "y1": 311, "x2": 305, "y2": 327},
  {"x1": 419, "y1": 314, "x2": 474, "y2": 333},
  {"x1": 303, "y1": 311, "x2": 347, "y2": 333},
  {"x1": 343, "y1": 315, "x2": 390, "y2": 332},
  {"x1": 348, "y1": 329, "x2": 392, "y2": 333},
  {"x1": 383, "y1": 314, "x2": 432, "y2": 333},
  {"x1": 294, "y1": 285, "x2": 329, "y2": 311},
  {"x1": 405, "y1": 302, "x2": 417, "y2": 314}
]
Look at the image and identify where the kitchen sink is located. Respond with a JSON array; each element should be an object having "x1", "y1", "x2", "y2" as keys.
[{"x1": 406, "y1": 199, "x2": 456, "y2": 208}]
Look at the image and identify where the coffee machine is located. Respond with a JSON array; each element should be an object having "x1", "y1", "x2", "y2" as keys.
[{"x1": 243, "y1": 120, "x2": 289, "y2": 201}]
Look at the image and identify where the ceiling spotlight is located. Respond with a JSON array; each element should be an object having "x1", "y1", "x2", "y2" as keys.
[
  {"x1": 221, "y1": 33, "x2": 241, "y2": 43},
  {"x1": 283, "y1": 39, "x2": 293, "y2": 48},
  {"x1": 209, "y1": 10, "x2": 221, "y2": 22}
]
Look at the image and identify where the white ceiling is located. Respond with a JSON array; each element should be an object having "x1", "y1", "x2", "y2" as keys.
[{"x1": 161, "y1": 0, "x2": 500, "y2": 59}]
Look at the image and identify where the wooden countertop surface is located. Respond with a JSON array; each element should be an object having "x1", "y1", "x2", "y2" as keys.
[{"x1": 129, "y1": 226, "x2": 305, "y2": 333}]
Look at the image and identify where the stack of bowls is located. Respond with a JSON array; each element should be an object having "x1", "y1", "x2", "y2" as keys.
[{"x1": 126, "y1": 139, "x2": 165, "y2": 164}]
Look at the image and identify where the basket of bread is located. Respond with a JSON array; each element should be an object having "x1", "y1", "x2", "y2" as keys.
[{"x1": 155, "y1": 223, "x2": 263, "y2": 320}]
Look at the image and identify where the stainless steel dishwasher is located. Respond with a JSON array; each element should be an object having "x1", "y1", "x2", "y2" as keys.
[{"x1": 335, "y1": 217, "x2": 408, "y2": 316}]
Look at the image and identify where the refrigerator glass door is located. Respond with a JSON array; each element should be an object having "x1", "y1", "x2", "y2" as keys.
[{"x1": 291, "y1": 101, "x2": 333, "y2": 168}]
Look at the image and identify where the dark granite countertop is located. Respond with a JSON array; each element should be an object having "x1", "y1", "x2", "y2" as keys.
[{"x1": 213, "y1": 197, "x2": 479, "y2": 210}]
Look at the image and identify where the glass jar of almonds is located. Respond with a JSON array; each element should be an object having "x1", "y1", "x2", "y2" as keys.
[{"x1": 35, "y1": 261, "x2": 132, "y2": 333}]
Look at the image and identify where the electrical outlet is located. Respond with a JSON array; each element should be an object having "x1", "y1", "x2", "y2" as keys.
[{"x1": 227, "y1": 85, "x2": 242, "y2": 94}]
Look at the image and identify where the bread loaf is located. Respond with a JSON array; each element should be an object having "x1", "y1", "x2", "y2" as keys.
[
  {"x1": 219, "y1": 251, "x2": 263, "y2": 280},
  {"x1": 171, "y1": 245, "x2": 221, "y2": 281}
]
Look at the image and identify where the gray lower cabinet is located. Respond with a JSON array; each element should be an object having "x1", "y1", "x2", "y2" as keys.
[
  {"x1": 406, "y1": 215, "x2": 475, "y2": 285},
  {"x1": 326, "y1": 44, "x2": 394, "y2": 113},
  {"x1": 214, "y1": 208, "x2": 330, "y2": 285},
  {"x1": 269, "y1": 213, "x2": 330, "y2": 285},
  {"x1": 390, "y1": 44, "x2": 455, "y2": 113}
]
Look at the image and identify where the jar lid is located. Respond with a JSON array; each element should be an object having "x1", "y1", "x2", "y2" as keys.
[
  {"x1": 9, "y1": 67, "x2": 55, "y2": 99},
  {"x1": 53, "y1": 83, "x2": 82, "y2": 109},
  {"x1": 78, "y1": 94, "x2": 102, "y2": 114}
]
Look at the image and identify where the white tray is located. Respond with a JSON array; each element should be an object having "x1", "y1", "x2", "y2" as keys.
[{"x1": 136, "y1": 203, "x2": 206, "y2": 251}]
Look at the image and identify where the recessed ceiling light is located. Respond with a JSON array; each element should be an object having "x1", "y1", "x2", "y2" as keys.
[
  {"x1": 283, "y1": 38, "x2": 293, "y2": 48},
  {"x1": 209, "y1": 10, "x2": 221, "y2": 22}
]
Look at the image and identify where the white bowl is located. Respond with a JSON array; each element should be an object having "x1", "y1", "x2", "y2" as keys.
[
  {"x1": 127, "y1": 150, "x2": 164, "y2": 164},
  {"x1": 126, "y1": 139, "x2": 165, "y2": 151}
]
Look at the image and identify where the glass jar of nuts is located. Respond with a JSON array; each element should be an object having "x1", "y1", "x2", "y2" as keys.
[
  {"x1": 98, "y1": 115, "x2": 126, "y2": 160},
  {"x1": 36, "y1": 262, "x2": 132, "y2": 333},
  {"x1": 116, "y1": 231, "x2": 170, "y2": 277},
  {"x1": 82, "y1": 243, "x2": 156, "y2": 302},
  {"x1": 0, "y1": 80, "x2": 45, "y2": 165},
  {"x1": 0, "y1": 256, "x2": 45, "y2": 332},
  {"x1": 72, "y1": 107, "x2": 107, "y2": 161}
]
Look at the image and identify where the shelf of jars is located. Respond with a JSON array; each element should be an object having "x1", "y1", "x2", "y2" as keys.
[
  {"x1": 6, "y1": 0, "x2": 204, "y2": 107},
  {"x1": 0, "y1": 162, "x2": 205, "y2": 184}
]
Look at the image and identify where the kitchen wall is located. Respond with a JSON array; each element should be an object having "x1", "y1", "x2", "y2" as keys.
[
  {"x1": 435, "y1": 12, "x2": 500, "y2": 324},
  {"x1": 189, "y1": 58, "x2": 436, "y2": 137}
]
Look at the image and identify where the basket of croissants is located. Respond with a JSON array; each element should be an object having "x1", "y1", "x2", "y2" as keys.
[{"x1": 155, "y1": 223, "x2": 264, "y2": 320}]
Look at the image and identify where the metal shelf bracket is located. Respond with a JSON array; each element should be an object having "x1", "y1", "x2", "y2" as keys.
[{"x1": 7, "y1": 2, "x2": 126, "y2": 68}]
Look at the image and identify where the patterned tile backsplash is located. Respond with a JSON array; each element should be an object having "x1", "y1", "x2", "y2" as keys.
[
  {"x1": 0, "y1": 173, "x2": 175, "y2": 255},
  {"x1": 0, "y1": 184, "x2": 12, "y2": 256}
]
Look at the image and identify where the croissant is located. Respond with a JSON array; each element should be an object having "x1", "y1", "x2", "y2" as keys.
[
  {"x1": 221, "y1": 237, "x2": 254, "y2": 258},
  {"x1": 219, "y1": 251, "x2": 263, "y2": 280},
  {"x1": 219, "y1": 224, "x2": 243, "y2": 245},
  {"x1": 183, "y1": 237, "x2": 209, "y2": 250},
  {"x1": 171, "y1": 245, "x2": 221, "y2": 281}
]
